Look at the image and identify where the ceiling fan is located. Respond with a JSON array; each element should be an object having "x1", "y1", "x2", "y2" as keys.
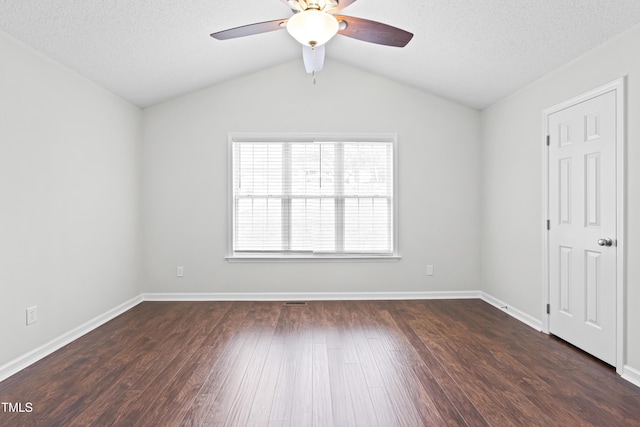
[{"x1": 210, "y1": 0, "x2": 413, "y2": 76}]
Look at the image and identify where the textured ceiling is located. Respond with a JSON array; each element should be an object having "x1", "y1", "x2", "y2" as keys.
[{"x1": 1, "y1": 1, "x2": 640, "y2": 110}]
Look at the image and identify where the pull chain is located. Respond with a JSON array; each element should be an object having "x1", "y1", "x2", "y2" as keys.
[{"x1": 311, "y1": 42, "x2": 317, "y2": 85}]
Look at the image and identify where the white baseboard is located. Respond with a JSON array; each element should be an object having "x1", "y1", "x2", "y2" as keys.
[
  {"x1": 6, "y1": 290, "x2": 640, "y2": 391},
  {"x1": 0, "y1": 290, "x2": 478, "y2": 383},
  {"x1": 0, "y1": 294, "x2": 143, "y2": 383},
  {"x1": 142, "y1": 290, "x2": 482, "y2": 302},
  {"x1": 622, "y1": 365, "x2": 640, "y2": 388},
  {"x1": 480, "y1": 292, "x2": 543, "y2": 331}
]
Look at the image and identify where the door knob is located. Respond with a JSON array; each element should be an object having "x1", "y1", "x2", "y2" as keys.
[{"x1": 597, "y1": 238, "x2": 613, "y2": 247}]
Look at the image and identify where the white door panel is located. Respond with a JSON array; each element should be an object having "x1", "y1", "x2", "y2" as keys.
[{"x1": 548, "y1": 90, "x2": 617, "y2": 365}]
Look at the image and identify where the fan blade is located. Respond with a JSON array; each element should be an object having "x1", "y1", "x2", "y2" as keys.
[
  {"x1": 211, "y1": 19, "x2": 287, "y2": 40},
  {"x1": 336, "y1": 16, "x2": 413, "y2": 47},
  {"x1": 327, "y1": 0, "x2": 357, "y2": 13},
  {"x1": 302, "y1": 44, "x2": 325, "y2": 73}
]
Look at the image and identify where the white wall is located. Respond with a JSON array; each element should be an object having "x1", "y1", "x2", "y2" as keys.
[
  {"x1": 0, "y1": 32, "x2": 142, "y2": 367},
  {"x1": 142, "y1": 61, "x2": 481, "y2": 295},
  {"x1": 480, "y1": 23, "x2": 640, "y2": 372}
]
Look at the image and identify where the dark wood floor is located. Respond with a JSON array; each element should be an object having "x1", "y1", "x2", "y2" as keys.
[{"x1": 1, "y1": 300, "x2": 639, "y2": 426}]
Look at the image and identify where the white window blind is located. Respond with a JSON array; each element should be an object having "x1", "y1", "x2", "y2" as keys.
[{"x1": 230, "y1": 136, "x2": 396, "y2": 258}]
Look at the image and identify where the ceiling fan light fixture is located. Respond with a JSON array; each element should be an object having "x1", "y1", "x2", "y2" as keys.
[{"x1": 286, "y1": 9, "x2": 339, "y2": 47}]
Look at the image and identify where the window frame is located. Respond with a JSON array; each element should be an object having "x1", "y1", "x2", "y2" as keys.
[{"x1": 226, "y1": 132, "x2": 400, "y2": 262}]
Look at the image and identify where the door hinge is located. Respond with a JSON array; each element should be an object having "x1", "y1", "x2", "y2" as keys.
[
  {"x1": 547, "y1": 220, "x2": 550, "y2": 230},
  {"x1": 546, "y1": 303, "x2": 550, "y2": 315},
  {"x1": 546, "y1": 135, "x2": 550, "y2": 146}
]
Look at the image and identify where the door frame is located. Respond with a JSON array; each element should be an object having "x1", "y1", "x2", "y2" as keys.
[{"x1": 541, "y1": 77, "x2": 626, "y2": 373}]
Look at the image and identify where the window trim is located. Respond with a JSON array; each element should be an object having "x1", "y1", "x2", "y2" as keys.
[{"x1": 226, "y1": 132, "x2": 400, "y2": 262}]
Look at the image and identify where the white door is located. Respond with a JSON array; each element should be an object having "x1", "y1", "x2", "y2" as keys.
[{"x1": 547, "y1": 90, "x2": 617, "y2": 366}]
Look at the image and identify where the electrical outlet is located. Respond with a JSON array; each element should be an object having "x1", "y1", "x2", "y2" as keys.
[
  {"x1": 26, "y1": 306, "x2": 38, "y2": 325},
  {"x1": 426, "y1": 265, "x2": 434, "y2": 276},
  {"x1": 177, "y1": 266, "x2": 184, "y2": 277}
]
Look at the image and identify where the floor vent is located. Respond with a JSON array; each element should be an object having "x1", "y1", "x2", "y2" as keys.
[{"x1": 283, "y1": 301, "x2": 308, "y2": 307}]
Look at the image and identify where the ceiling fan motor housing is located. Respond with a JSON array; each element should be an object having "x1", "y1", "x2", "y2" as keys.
[
  {"x1": 286, "y1": 9, "x2": 340, "y2": 46},
  {"x1": 288, "y1": 0, "x2": 339, "y2": 12}
]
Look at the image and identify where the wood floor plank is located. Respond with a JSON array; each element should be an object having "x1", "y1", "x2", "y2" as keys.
[
  {"x1": 326, "y1": 348, "x2": 357, "y2": 426},
  {"x1": 245, "y1": 343, "x2": 284, "y2": 426},
  {"x1": 442, "y1": 301, "x2": 640, "y2": 426},
  {"x1": 287, "y1": 302, "x2": 315, "y2": 426},
  {"x1": 184, "y1": 341, "x2": 254, "y2": 425},
  {"x1": 2, "y1": 300, "x2": 640, "y2": 426},
  {"x1": 132, "y1": 343, "x2": 218, "y2": 426},
  {"x1": 312, "y1": 343, "x2": 334, "y2": 427},
  {"x1": 268, "y1": 307, "x2": 303, "y2": 423},
  {"x1": 368, "y1": 386, "x2": 400, "y2": 427},
  {"x1": 180, "y1": 302, "x2": 265, "y2": 426},
  {"x1": 66, "y1": 351, "x2": 158, "y2": 426},
  {"x1": 321, "y1": 302, "x2": 345, "y2": 352},
  {"x1": 73, "y1": 306, "x2": 234, "y2": 425},
  {"x1": 187, "y1": 303, "x2": 276, "y2": 426},
  {"x1": 226, "y1": 302, "x2": 283, "y2": 427},
  {"x1": 343, "y1": 362, "x2": 378, "y2": 426},
  {"x1": 333, "y1": 303, "x2": 360, "y2": 364},
  {"x1": 388, "y1": 301, "x2": 492, "y2": 427},
  {"x1": 267, "y1": 303, "x2": 316, "y2": 425},
  {"x1": 350, "y1": 331, "x2": 385, "y2": 388},
  {"x1": 99, "y1": 303, "x2": 231, "y2": 425},
  {"x1": 367, "y1": 338, "x2": 424, "y2": 426},
  {"x1": 224, "y1": 326, "x2": 279, "y2": 426},
  {"x1": 387, "y1": 347, "x2": 454, "y2": 426},
  {"x1": 392, "y1": 299, "x2": 637, "y2": 426}
]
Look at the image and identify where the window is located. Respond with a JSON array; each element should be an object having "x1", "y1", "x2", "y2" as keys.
[{"x1": 228, "y1": 133, "x2": 398, "y2": 260}]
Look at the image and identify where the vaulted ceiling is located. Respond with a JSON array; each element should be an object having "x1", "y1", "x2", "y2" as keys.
[{"x1": 2, "y1": 1, "x2": 640, "y2": 110}]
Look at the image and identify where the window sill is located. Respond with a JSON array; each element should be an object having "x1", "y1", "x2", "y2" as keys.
[{"x1": 225, "y1": 255, "x2": 401, "y2": 263}]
